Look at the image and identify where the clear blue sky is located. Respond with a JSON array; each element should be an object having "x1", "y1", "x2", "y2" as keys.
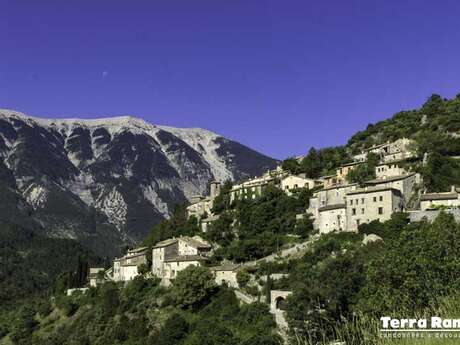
[{"x1": 2, "y1": 0, "x2": 460, "y2": 159}]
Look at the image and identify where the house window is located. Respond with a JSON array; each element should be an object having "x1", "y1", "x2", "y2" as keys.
[
  {"x1": 378, "y1": 207, "x2": 383, "y2": 215},
  {"x1": 352, "y1": 208, "x2": 356, "y2": 215},
  {"x1": 361, "y1": 198, "x2": 364, "y2": 204},
  {"x1": 373, "y1": 197, "x2": 377, "y2": 202},
  {"x1": 350, "y1": 200, "x2": 353, "y2": 205},
  {"x1": 361, "y1": 208, "x2": 365, "y2": 214},
  {"x1": 379, "y1": 196, "x2": 383, "y2": 201},
  {"x1": 356, "y1": 219, "x2": 360, "y2": 226}
]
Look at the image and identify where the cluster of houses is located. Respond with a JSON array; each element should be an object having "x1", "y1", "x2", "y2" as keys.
[
  {"x1": 86, "y1": 137, "x2": 460, "y2": 290},
  {"x1": 89, "y1": 235, "x2": 239, "y2": 288},
  {"x1": 186, "y1": 137, "x2": 460, "y2": 235}
]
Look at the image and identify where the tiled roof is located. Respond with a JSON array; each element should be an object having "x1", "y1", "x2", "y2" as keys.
[
  {"x1": 180, "y1": 236, "x2": 211, "y2": 249},
  {"x1": 420, "y1": 193, "x2": 458, "y2": 201},
  {"x1": 153, "y1": 238, "x2": 179, "y2": 248},
  {"x1": 210, "y1": 263, "x2": 241, "y2": 271},
  {"x1": 164, "y1": 255, "x2": 209, "y2": 263},
  {"x1": 347, "y1": 186, "x2": 402, "y2": 196},
  {"x1": 128, "y1": 246, "x2": 148, "y2": 254},
  {"x1": 320, "y1": 183, "x2": 358, "y2": 192},
  {"x1": 365, "y1": 173, "x2": 415, "y2": 185},
  {"x1": 318, "y1": 203, "x2": 346, "y2": 212}
]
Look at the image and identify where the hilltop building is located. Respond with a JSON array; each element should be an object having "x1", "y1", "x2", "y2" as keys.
[
  {"x1": 353, "y1": 138, "x2": 416, "y2": 162},
  {"x1": 317, "y1": 204, "x2": 347, "y2": 233},
  {"x1": 89, "y1": 267, "x2": 106, "y2": 287},
  {"x1": 113, "y1": 247, "x2": 148, "y2": 282},
  {"x1": 345, "y1": 187, "x2": 404, "y2": 231},
  {"x1": 210, "y1": 263, "x2": 241, "y2": 288},
  {"x1": 375, "y1": 160, "x2": 408, "y2": 178},
  {"x1": 364, "y1": 172, "x2": 420, "y2": 204},
  {"x1": 151, "y1": 236, "x2": 211, "y2": 283},
  {"x1": 186, "y1": 181, "x2": 221, "y2": 219},
  {"x1": 420, "y1": 186, "x2": 460, "y2": 210},
  {"x1": 280, "y1": 174, "x2": 319, "y2": 195}
]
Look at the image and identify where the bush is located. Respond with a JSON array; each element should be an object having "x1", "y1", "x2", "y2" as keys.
[
  {"x1": 157, "y1": 313, "x2": 189, "y2": 345},
  {"x1": 171, "y1": 266, "x2": 218, "y2": 310},
  {"x1": 236, "y1": 269, "x2": 251, "y2": 288}
]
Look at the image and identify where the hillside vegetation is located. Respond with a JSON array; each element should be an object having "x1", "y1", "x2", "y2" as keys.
[
  {"x1": 284, "y1": 94, "x2": 460, "y2": 191},
  {"x1": 0, "y1": 266, "x2": 280, "y2": 345},
  {"x1": 3, "y1": 93, "x2": 460, "y2": 345}
]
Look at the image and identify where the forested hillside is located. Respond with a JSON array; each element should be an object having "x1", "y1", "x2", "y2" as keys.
[
  {"x1": 3, "y1": 93, "x2": 460, "y2": 345},
  {"x1": 283, "y1": 94, "x2": 460, "y2": 192},
  {"x1": 0, "y1": 222, "x2": 101, "y2": 309},
  {"x1": 1, "y1": 266, "x2": 280, "y2": 345}
]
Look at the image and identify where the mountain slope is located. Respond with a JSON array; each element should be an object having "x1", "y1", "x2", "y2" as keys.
[{"x1": 0, "y1": 109, "x2": 278, "y2": 256}]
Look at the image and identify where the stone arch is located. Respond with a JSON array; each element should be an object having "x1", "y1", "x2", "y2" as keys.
[
  {"x1": 275, "y1": 296, "x2": 287, "y2": 310},
  {"x1": 270, "y1": 290, "x2": 292, "y2": 311}
]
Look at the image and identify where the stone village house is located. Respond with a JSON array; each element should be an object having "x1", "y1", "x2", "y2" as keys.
[
  {"x1": 151, "y1": 236, "x2": 211, "y2": 284},
  {"x1": 113, "y1": 247, "x2": 148, "y2": 282}
]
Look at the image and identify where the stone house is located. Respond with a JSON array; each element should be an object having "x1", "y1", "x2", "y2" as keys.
[
  {"x1": 312, "y1": 183, "x2": 358, "y2": 209},
  {"x1": 151, "y1": 236, "x2": 211, "y2": 282},
  {"x1": 360, "y1": 138, "x2": 416, "y2": 162},
  {"x1": 336, "y1": 162, "x2": 360, "y2": 182},
  {"x1": 186, "y1": 196, "x2": 213, "y2": 219},
  {"x1": 163, "y1": 255, "x2": 209, "y2": 280},
  {"x1": 420, "y1": 186, "x2": 460, "y2": 210},
  {"x1": 229, "y1": 175, "x2": 276, "y2": 202},
  {"x1": 345, "y1": 187, "x2": 404, "y2": 232},
  {"x1": 210, "y1": 263, "x2": 241, "y2": 288},
  {"x1": 200, "y1": 214, "x2": 220, "y2": 233},
  {"x1": 322, "y1": 174, "x2": 340, "y2": 189},
  {"x1": 280, "y1": 174, "x2": 318, "y2": 195},
  {"x1": 381, "y1": 138, "x2": 416, "y2": 162},
  {"x1": 320, "y1": 162, "x2": 360, "y2": 189},
  {"x1": 375, "y1": 160, "x2": 407, "y2": 178},
  {"x1": 89, "y1": 267, "x2": 106, "y2": 287},
  {"x1": 186, "y1": 181, "x2": 221, "y2": 219},
  {"x1": 113, "y1": 247, "x2": 148, "y2": 282},
  {"x1": 308, "y1": 183, "x2": 358, "y2": 230},
  {"x1": 318, "y1": 204, "x2": 347, "y2": 234},
  {"x1": 364, "y1": 172, "x2": 420, "y2": 205}
]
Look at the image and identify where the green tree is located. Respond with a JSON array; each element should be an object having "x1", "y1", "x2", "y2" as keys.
[
  {"x1": 158, "y1": 313, "x2": 189, "y2": 345},
  {"x1": 236, "y1": 269, "x2": 251, "y2": 288},
  {"x1": 281, "y1": 157, "x2": 301, "y2": 175},
  {"x1": 172, "y1": 266, "x2": 218, "y2": 310}
]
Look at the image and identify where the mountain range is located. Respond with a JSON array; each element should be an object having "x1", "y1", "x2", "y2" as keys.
[{"x1": 0, "y1": 109, "x2": 278, "y2": 256}]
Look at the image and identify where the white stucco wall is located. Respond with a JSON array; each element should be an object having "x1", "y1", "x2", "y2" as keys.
[
  {"x1": 346, "y1": 189, "x2": 403, "y2": 232},
  {"x1": 318, "y1": 207, "x2": 346, "y2": 234},
  {"x1": 420, "y1": 198, "x2": 460, "y2": 210},
  {"x1": 375, "y1": 163, "x2": 407, "y2": 178},
  {"x1": 214, "y1": 270, "x2": 239, "y2": 288}
]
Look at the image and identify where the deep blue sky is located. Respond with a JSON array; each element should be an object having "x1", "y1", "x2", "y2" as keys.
[{"x1": 2, "y1": 0, "x2": 460, "y2": 159}]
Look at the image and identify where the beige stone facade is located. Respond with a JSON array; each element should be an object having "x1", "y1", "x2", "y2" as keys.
[
  {"x1": 186, "y1": 181, "x2": 222, "y2": 219},
  {"x1": 89, "y1": 267, "x2": 105, "y2": 287},
  {"x1": 280, "y1": 175, "x2": 318, "y2": 194},
  {"x1": 346, "y1": 187, "x2": 404, "y2": 232},
  {"x1": 318, "y1": 204, "x2": 347, "y2": 233},
  {"x1": 375, "y1": 161, "x2": 407, "y2": 178},
  {"x1": 152, "y1": 236, "x2": 211, "y2": 281},
  {"x1": 364, "y1": 172, "x2": 420, "y2": 204},
  {"x1": 420, "y1": 187, "x2": 460, "y2": 210},
  {"x1": 210, "y1": 264, "x2": 241, "y2": 288},
  {"x1": 113, "y1": 247, "x2": 148, "y2": 282}
]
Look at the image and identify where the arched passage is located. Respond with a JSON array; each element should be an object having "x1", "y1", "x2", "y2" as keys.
[{"x1": 275, "y1": 296, "x2": 287, "y2": 310}]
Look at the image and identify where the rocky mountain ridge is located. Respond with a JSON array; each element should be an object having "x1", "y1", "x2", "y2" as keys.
[{"x1": 0, "y1": 109, "x2": 278, "y2": 256}]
